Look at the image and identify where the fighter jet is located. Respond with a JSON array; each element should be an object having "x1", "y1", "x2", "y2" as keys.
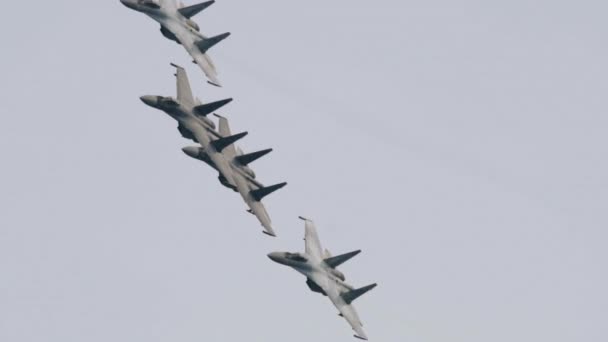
[
  {"x1": 121, "y1": 0, "x2": 229, "y2": 86},
  {"x1": 268, "y1": 217, "x2": 377, "y2": 340},
  {"x1": 140, "y1": 64, "x2": 286, "y2": 236},
  {"x1": 182, "y1": 115, "x2": 286, "y2": 237}
]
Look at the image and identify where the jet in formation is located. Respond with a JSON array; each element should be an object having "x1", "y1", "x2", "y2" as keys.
[
  {"x1": 268, "y1": 217, "x2": 377, "y2": 340},
  {"x1": 140, "y1": 64, "x2": 286, "y2": 236},
  {"x1": 121, "y1": 0, "x2": 229, "y2": 86}
]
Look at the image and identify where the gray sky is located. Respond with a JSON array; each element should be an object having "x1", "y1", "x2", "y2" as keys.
[{"x1": 1, "y1": 1, "x2": 607, "y2": 341}]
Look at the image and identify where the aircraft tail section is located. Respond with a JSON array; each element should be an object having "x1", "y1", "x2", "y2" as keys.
[
  {"x1": 341, "y1": 283, "x2": 377, "y2": 305},
  {"x1": 178, "y1": 0, "x2": 215, "y2": 18},
  {"x1": 250, "y1": 182, "x2": 287, "y2": 201},
  {"x1": 193, "y1": 98, "x2": 233, "y2": 116},
  {"x1": 210, "y1": 132, "x2": 248, "y2": 152},
  {"x1": 324, "y1": 250, "x2": 362, "y2": 268},
  {"x1": 235, "y1": 149, "x2": 273, "y2": 166},
  {"x1": 196, "y1": 32, "x2": 231, "y2": 53}
]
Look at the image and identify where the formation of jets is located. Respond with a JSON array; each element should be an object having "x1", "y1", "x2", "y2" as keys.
[
  {"x1": 122, "y1": 0, "x2": 376, "y2": 339},
  {"x1": 140, "y1": 64, "x2": 286, "y2": 236}
]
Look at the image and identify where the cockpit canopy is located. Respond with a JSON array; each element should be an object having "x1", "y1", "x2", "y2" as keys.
[
  {"x1": 139, "y1": 0, "x2": 160, "y2": 9},
  {"x1": 160, "y1": 97, "x2": 179, "y2": 107},
  {"x1": 285, "y1": 253, "x2": 308, "y2": 263}
]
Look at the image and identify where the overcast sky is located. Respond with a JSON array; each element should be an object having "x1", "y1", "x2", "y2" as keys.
[{"x1": 1, "y1": 1, "x2": 607, "y2": 341}]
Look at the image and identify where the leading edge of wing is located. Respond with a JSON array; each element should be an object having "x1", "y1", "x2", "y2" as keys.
[
  {"x1": 249, "y1": 201, "x2": 276, "y2": 237},
  {"x1": 170, "y1": 27, "x2": 223, "y2": 87},
  {"x1": 338, "y1": 303, "x2": 368, "y2": 340},
  {"x1": 235, "y1": 177, "x2": 276, "y2": 237},
  {"x1": 311, "y1": 272, "x2": 369, "y2": 340},
  {"x1": 300, "y1": 216, "x2": 323, "y2": 260}
]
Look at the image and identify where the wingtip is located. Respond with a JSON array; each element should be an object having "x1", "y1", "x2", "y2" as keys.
[
  {"x1": 207, "y1": 80, "x2": 222, "y2": 87},
  {"x1": 261, "y1": 220, "x2": 277, "y2": 237},
  {"x1": 262, "y1": 230, "x2": 277, "y2": 237},
  {"x1": 170, "y1": 62, "x2": 184, "y2": 69},
  {"x1": 354, "y1": 334, "x2": 368, "y2": 340},
  {"x1": 298, "y1": 216, "x2": 311, "y2": 221}
]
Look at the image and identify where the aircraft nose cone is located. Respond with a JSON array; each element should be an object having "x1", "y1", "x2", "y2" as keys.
[
  {"x1": 267, "y1": 252, "x2": 282, "y2": 263},
  {"x1": 120, "y1": 0, "x2": 137, "y2": 10},
  {"x1": 182, "y1": 146, "x2": 199, "y2": 158},
  {"x1": 140, "y1": 95, "x2": 157, "y2": 107}
]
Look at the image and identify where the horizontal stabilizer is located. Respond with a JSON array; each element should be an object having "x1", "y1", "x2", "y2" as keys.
[
  {"x1": 250, "y1": 182, "x2": 287, "y2": 201},
  {"x1": 178, "y1": 0, "x2": 215, "y2": 18},
  {"x1": 235, "y1": 149, "x2": 273, "y2": 166},
  {"x1": 195, "y1": 32, "x2": 231, "y2": 53},
  {"x1": 193, "y1": 98, "x2": 233, "y2": 116},
  {"x1": 324, "y1": 250, "x2": 361, "y2": 268},
  {"x1": 341, "y1": 283, "x2": 377, "y2": 305},
  {"x1": 211, "y1": 132, "x2": 248, "y2": 152}
]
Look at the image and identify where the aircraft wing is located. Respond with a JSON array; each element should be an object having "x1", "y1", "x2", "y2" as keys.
[
  {"x1": 188, "y1": 124, "x2": 236, "y2": 187},
  {"x1": 233, "y1": 174, "x2": 275, "y2": 236},
  {"x1": 301, "y1": 217, "x2": 323, "y2": 260},
  {"x1": 164, "y1": 21, "x2": 222, "y2": 87},
  {"x1": 335, "y1": 300, "x2": 368, "y2": 340},
  {"x1": 310, "y1": 272, "x2": 368, "y2": 340}
]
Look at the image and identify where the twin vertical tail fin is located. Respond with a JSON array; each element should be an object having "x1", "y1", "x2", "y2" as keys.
[
  {"x1": 196, "y1": 32, "x2": 231, "y2": 53},
  {"x1": 210, "y1": 132, "x2": 248, "y2": 152},
  {"x1": 341, "y1": 283, "x2": 377, "y2": 305},
  {"x1": 235, "y1": 149, "x2": 273, "y2": 166},
  {"x1": 250, "y1": 182, "x2": 287, "y2": 201},
  {"x1": 323, "y1": 250, "x2": 362, "y2": 268},
  {"x1": 178, "y1": 1, "x2": 215, "y2": 18}
]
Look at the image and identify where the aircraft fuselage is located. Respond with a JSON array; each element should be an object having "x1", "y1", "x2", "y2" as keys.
[{"x1": 140, "y1": 95, "x2": 236, "y2": 186}]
